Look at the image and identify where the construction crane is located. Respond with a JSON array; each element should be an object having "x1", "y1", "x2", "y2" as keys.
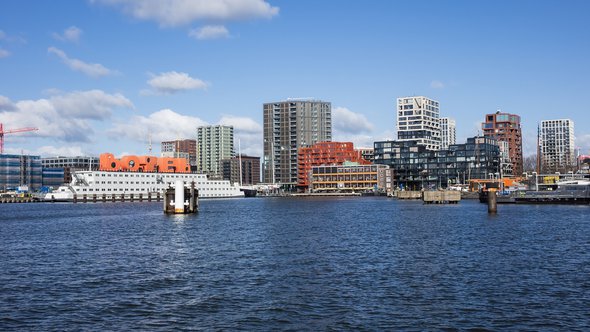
[{"x1": 0, "y1": 123, "x2": 39, "y2": 154}]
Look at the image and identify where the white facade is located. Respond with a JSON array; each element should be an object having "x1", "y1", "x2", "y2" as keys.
[
  {"x1": 197, "y1": 125, "x2": 234, "y2": 175},
  {"x1": 540, "y1": 119, "x2": 575, "y2": 172},
  {"x1": 440, "y1": 117, "x2": 456, "y2": 149},
  {"x1": 396, "y1": 96, "x2": 441, "y2": 150}
]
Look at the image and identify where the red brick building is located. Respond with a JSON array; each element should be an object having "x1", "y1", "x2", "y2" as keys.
[
  {"x1": 482, "y1": 111, "x2": 523, "y2": 175},
  {"x1": 297, "y1": 142, "x2": 370, "y2": 189}
]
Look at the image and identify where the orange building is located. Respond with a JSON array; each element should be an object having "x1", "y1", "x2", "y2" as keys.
[
  {"x1": 99, "y1": 153, "x2": 190, "y2": 173},
  {"x1": 297, "y1": 142, "x2": 370, "y2": 189}
]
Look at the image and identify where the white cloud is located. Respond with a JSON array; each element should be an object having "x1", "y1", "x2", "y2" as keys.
[
  {"x1": 0, "y1": 95, "x2": 16, "y2": 111},
  {"x1": 48, "y1": 46, "x2": 116, "y2": 77},
  {"x1": 218, "y1": 115, "x2": 262, "y2": 156},
  {"x1": 52, "y1": 26, "x2": 83, "y2": 43},
  {"x1": 189, "y1": 25, "x2": 230, "y2": 40},
  {"x1": 430, "y1": 80, "x2": 444, "y2": 89},
  {"x1": 108, "y1": 109, "x2": 207, "y2": 143},
  {"x1": 332, "y1": 106, "x2": 374, "y2": 135},
  {"x1": 92, "y1": 0, "x2": 279, "y2": 27},
  {"x1": 36, "y1": 145, "x2": 87, "y2": 157},
  {"x1": 145, "y1": 71, "x2": 208, "y2": 94},
  {"x1": 0, "y1": 90, "x2": 134, "y2": 143},
  {"x1": 0, "y1": 48, "x2": 10, "y2": 58},
  {"x1": 50, "y1": 90, "x2": 134, "y2": 119}
]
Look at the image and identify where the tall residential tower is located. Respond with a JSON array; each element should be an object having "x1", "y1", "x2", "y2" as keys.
[
  {"x1": 540, "y1": 119, "x2": 575, "y2": 173},
  {"x1": 440, "y1": 117, "x2": 456, "y2": 149},
  {"x1": 263, "y1": 99, "x2": 331, "y2": 184},
  {"x1": 197, "y1": 125, "x2": 234, "y2": 176},
  {"x1": 396, "y1": 96, "x2": 441, "y2": 150},
  {"x1": 482, "y1": 111, "x2": 523, "y2": 175}
]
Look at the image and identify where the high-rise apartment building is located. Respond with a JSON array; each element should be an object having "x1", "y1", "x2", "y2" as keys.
[
  {"x1": 540, "y1": 119, "x2": 575, "y2": 173},
  {"x1": 396, "y1": 96, "x2": 441, "y2": 150},
  {"x1": 161, "y1": 139, "x2": 197, "y2": 166},
  {"x1": 482, "y1": 111, "x2": 523, "y2": 175},
  {"x1": 263, "y1": 99, "x2": 332, "y2": 184},
  {"x1": 440, "y1": 117, "x2": 456, "y2": 149},
  {"x1": 197, "y1": 125, "x2": 234, "y2": 176}
]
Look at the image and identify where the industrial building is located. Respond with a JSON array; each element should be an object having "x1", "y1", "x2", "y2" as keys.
[
  {"x1": 197, "y1": 125, "x2": 234, "y2": 177},
  {"x1": 482, "y1": 111, "x2": 523, "y2": 175},
  {"x1": 263, "y1": 99, "x2": 332, "y2": 185},
  {"x1": 0, "y1": 154, "x2": 42, "y2": 192},
  {"x1": 297, "y1": 141, "x2": 370, "y2": 190},
  {"x1": 374, "y1": 136, "x2": 501, "y2": 190},
  {"x1": 540, "y1": 119, "x2": 575, "y2": 173},
  {"x1": 221, "y1": 155, "x2": 261, "y2": 186}
]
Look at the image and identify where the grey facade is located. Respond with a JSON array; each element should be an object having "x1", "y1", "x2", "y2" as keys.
[
  {"x1": 263, "y1": 99, "x2": 332, "y2": 184},
  {"x1": 374, "y1": 136, "x2": 500, "y2": 190},
  {"x1": 41, "y1": 156, "x2": 99, "y2": 184}
]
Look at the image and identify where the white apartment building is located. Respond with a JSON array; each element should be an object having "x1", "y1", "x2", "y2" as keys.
[
  {"x1": 197, "y1": 125, "x2": 234, "y2": 176},
  {"x1": 440, "y1": 117, "x2": 456, "y2": 149},
  {"x1": 396, "y1": 96, "x2": 441, "y2": 150},
  {"x1": 540, "y1": 119, "x2": 575, "y2": 172}
]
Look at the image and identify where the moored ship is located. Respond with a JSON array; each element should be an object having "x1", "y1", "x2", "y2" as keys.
[{"x1": 45, "y1": 153, "x2": 244, "y2": 201}]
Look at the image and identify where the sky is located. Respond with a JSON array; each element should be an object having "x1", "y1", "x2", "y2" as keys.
[{"x1": 1, "y1": 0, "x2": 589, "y2": 158}]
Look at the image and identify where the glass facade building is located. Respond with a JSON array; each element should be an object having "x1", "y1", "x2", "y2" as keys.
[
  {"x1": 0, "y1": 154, "x2": 42, "y2": 192},
  {"x1": 374, "y1": 136, "x2": 500, "y2": 190}
]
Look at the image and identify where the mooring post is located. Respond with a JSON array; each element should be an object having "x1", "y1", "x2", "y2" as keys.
[{"x1": 488, "y1": 188, "x2": 497, "y2": 214}]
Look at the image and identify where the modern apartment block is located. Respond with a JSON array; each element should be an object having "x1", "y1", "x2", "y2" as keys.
[
  {"x1": 221, "y1": 155, "x2": 261, "y2": 185},
  {"x1": 374, "y1": 136, "x2": 500, "y2": 190},
  {"x1": 482, "y1": 111, "x2": 523, "y2": 175},
  {"x1": 540, "y1": 119, "x2": 575, "y2": 173},
  {"x1": 41, "y1": 156, "x2": 99, "y2": 184},
  {"x1": 297, "y1": 141, "x2": 370, "y2": 189},
  {"x1": 396, "y1": 96, "x2": 441, "y2": 150},
  {"x1": 440, "y1": 117, "x2": 456, "y2": 149},
  {"x1": 197, "y1": 125, "x2": 234, "y2": 176},
  {"x1": 356, "y1": 147, "x2": 375, "y2": 163},
  {"x1": 263, "y1": 99, "x2": 332, "y2": 184},
  {"x1": 161, "y1": 139, "x2": 197, "y2": 166},
  {"x1": 0, "y1": 154, "x2": 42, "y2": 192}
]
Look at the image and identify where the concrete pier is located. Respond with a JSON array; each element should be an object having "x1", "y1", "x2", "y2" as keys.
[{"x1": 423, "y1": 191, "x2": 461, "y2": 204}]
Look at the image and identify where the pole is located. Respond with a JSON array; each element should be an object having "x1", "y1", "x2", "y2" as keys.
[{"x1": 487, "y1": 188, "x2": 497, "y2": 214}]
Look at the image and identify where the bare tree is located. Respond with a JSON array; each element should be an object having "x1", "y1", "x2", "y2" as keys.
[{"x1": 523, "y1": 154, "x2": 537, "y2": 173}]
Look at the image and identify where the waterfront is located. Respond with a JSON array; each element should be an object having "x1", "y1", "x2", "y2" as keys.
[{"x1": 1, "y1": 198, "x2": 589, "y2": 330}]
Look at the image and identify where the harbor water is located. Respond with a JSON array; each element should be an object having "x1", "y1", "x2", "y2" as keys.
[{"x1": 1, "y1": 198, "x2": 589, "y2": 330}]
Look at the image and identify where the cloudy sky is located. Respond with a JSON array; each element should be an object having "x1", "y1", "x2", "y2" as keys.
[{"x1": 1, "y1": 0, "x2": 589, "y2": 158}]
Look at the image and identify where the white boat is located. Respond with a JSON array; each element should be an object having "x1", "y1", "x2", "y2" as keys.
[{"x1": 45, "y1": 170, "x2": 244, "y2": 201}]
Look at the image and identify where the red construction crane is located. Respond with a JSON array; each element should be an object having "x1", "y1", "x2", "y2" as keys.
[{"x1": 0, "y1": 123, "x2": 39, "y2": 154}]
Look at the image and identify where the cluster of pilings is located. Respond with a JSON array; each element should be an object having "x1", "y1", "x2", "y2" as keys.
[
  {"x1": 72, "y1": 192, "x2": 161, "y2": 203},
  {"x1": 163, "y1": 180, "x2": 198, "y2": 214}
]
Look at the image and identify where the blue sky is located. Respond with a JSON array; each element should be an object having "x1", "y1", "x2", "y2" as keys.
[{"x1": 1, "y1": 0, "x2": 589, "y2": 158}]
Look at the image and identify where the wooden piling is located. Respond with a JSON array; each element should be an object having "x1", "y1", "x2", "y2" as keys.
[{"x1": 487, "y1": 189, "x2": 497, "y2": 214}]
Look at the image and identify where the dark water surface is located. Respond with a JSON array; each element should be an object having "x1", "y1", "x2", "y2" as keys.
[{"x1": 1, "y1": 198, "x2": 589, "y2": 330}]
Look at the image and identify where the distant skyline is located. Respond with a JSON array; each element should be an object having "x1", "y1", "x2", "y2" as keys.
[{"x1": 1, "y1": 0, "x2": 589, "y2": 158}]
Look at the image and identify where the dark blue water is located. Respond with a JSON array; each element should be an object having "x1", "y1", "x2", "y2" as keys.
[{"x1": 1, "y1": 198, "x2": 589, "y2": 330}]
